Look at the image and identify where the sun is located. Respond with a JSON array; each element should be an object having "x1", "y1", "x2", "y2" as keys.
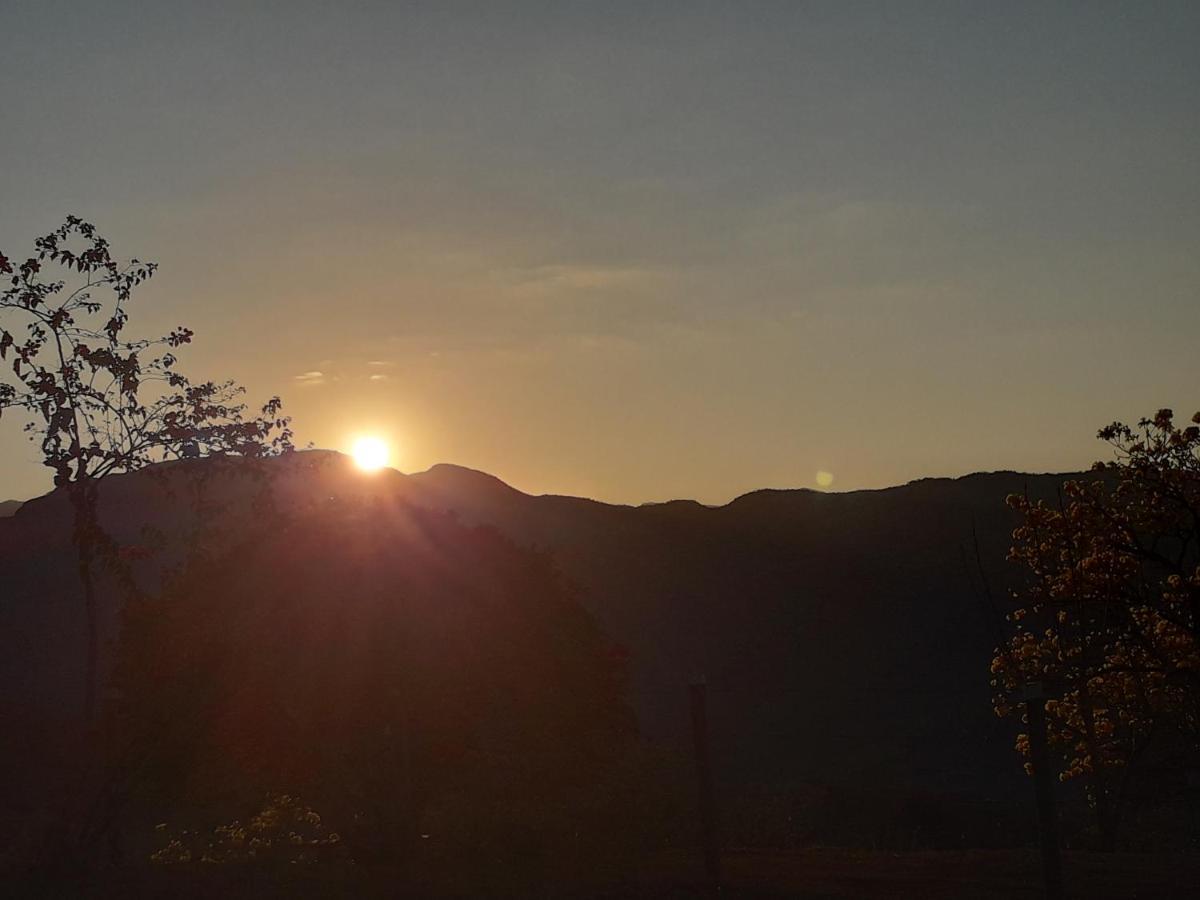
[{"x1": 351, "y1": 436, "x2": 390, "y2": 472}]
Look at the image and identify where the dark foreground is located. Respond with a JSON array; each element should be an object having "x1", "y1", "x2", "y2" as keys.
[{"x1": 11, "y1": 849, "x2": 1200, "y2": 899}]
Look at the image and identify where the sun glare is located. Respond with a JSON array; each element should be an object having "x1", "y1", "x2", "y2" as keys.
[{"x1": 352, "y1": 436, "x2": 390, "y2": 472}]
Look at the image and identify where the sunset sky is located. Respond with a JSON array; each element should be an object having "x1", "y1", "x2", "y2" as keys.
[{"x1": 1, "y1": 2, "x2": 1197, "y2": 504}]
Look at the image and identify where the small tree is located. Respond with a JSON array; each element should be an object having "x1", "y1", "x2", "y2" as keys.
[
  {"x1": 993, "y1": 408, "x2": 1200, "y2": 847},
  {"x1": 112, "y1": 497, "x2": 637, "y2": 873},
  {"x1": 0, "y1": 216, "x2": 293, "y2": 725}
]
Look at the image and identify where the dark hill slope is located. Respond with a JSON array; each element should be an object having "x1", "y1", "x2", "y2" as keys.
[
  {"x1": 0, "y1": 454, "x2": 1081, "y2": 803},
  {"x1": 404, "y1": 467, "x2": 1077, "y2": 797}
]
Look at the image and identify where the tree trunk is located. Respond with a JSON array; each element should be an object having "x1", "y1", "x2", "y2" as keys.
[
  {"x1": 1077, "y1": 686, "x2": 1118, "y2": 851},
  {"x1": 76, "y1": 535, "x2": 98, "y2": 724},
  {"x1": 70, "y1": 479, "x2": 101, "y2": 725},
  {"x1": 1026, "y1": 698, "x2": 1064, "y2": 900}
]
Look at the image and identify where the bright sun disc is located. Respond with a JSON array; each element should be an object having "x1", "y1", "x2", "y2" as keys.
[{"x1": 352, "y1": 437, "x2": 389, "y2": 471}]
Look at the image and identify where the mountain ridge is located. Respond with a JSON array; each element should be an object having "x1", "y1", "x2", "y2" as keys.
[
  {"x1": 0, "y1": 456, "x2": 1084, "y2": 514},
  {"x1": 0, "y1": 452, "x2": 1090, "y2": 810}
]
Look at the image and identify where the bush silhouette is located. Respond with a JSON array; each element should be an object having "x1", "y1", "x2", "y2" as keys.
[{"x1": 110, "y1": 496, "x2": 638, "y2": 873}]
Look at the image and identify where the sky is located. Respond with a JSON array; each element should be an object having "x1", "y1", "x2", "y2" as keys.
[{"x1": 1, "y1": 1, "x2": 1198, "y2": 504}]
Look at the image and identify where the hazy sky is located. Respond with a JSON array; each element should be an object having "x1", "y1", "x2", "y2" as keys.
[{"x1": 2, "y1": 2, "x2": 1197, "y2": 504}]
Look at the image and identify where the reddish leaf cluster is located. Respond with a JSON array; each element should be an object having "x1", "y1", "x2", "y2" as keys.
[{"x1": 994, "y1": 410, "x2": 1200, "y2": 787}]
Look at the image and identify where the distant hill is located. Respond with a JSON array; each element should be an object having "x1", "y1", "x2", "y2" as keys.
[
  {"x1": 0, "y1": 452, "x2": 1084, "y2": 818},
  {"x1": 0, "y1": 500, "x2": 21, "y2": 517}
]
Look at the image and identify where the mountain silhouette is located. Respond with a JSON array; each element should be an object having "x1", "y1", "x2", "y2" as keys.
[{"x1": 0, "y1": 452, "x2": 1082, "y2": 838}]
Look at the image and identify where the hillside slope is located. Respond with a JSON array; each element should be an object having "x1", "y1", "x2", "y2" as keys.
[{"x1": 0, "y1": 453, "x2": 1080, "y2": 806}]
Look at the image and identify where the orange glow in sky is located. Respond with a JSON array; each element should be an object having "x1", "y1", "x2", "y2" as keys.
[{"x1": 0, "y1": 6, "x2": 1197, "y2": 507}]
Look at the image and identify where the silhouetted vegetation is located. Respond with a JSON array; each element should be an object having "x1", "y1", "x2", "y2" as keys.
[
  {"x1": 97, "y1": 496, "x2": 666, "y2": 888},
  {"x1": 0, "y1": 218, "x2": 293, "y2": 725},
  {"x1": 0, "y1": 220, "x2": 295, "y2": 879},
  {"x1": 994, "y1": 408, "x2": 1200, "y2": 850}
]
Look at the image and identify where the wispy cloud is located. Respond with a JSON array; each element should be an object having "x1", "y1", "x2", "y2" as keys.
[
  {"x1": 497, "y1": 263, "x2": 666, "y2": 296},
  {"x1": 293, "y1": 370, "x2": 326, "y2": 386}
]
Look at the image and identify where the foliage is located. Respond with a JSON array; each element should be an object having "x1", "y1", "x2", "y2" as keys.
[
  {"x1": 150, "y1": 794, "x2": 346, "y2": 866},
  {"x1": 0, "y1": 216, "x2": 293, "y2": 485},
  {"x1": 0, "y1": 216, "x2": 294, "y2": 729},
  {"x1": 0, "y1": 217, "x2": 298, "y2": 874},
  {"x1": 108, "y1": 496, "x2": 638, "y2": 868},
  {"x1": 992, "y1": 408, "x2": 1200, "y2": 837}
]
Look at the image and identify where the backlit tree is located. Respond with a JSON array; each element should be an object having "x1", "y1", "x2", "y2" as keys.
[
  {"x1": 992, "y1": 408, "x2": 1200, "y2": 846},
  {"x1": 0, "y1": 216, "x2": 294, "y2": 724}
]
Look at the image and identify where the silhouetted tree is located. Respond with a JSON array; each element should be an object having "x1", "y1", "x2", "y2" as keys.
[
  {"x1": 108, "y1": 496, "x2": 638, "y2": 880},
  {"x1": 0, "y1": 217, "x2": 294, "y2": 725},
  {"x1": 993, "y1": 408, "x2": 1200, "y2": 847}
]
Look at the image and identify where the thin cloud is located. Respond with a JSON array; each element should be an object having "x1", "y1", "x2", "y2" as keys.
[
  {"x1": 293, "y1": 371, "x2": 326, "y2": 386},
  {"x1": 499, "y1": 263, "x2": 665, "y2": 295}
]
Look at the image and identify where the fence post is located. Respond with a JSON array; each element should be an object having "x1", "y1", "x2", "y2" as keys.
[{"x1": 689, "y1": 679, "x2": 722, "y2": 896}]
